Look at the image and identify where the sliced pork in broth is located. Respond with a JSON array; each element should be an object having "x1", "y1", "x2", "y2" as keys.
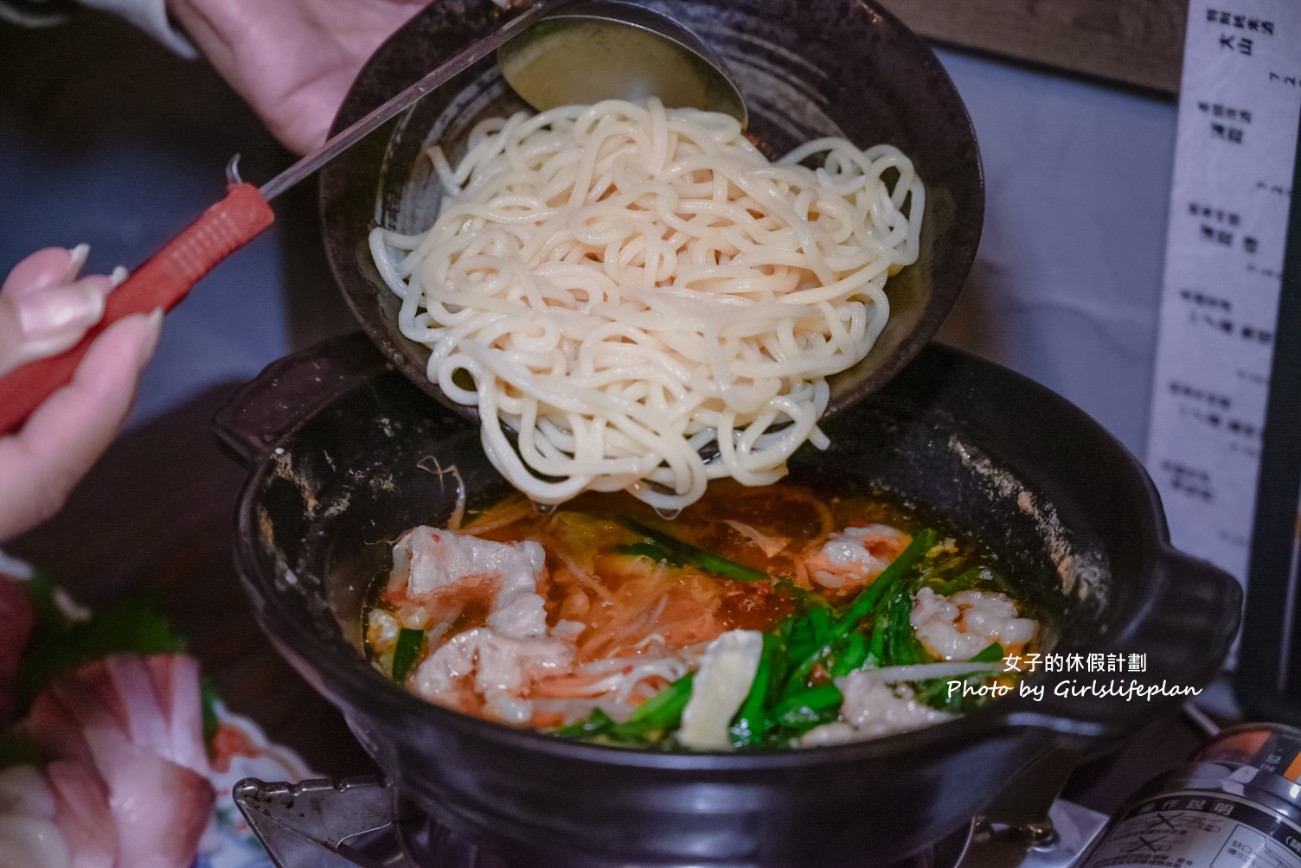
[{"x1": 365, "y1": 481, "x2": 1041, "y2": 750}]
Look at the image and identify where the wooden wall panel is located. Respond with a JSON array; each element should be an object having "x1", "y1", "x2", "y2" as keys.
[{"x1": 876, "y1": 0, "x2": 1187, "y2": 93}]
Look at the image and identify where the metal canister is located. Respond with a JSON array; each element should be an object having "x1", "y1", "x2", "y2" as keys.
[{"x1": 1081, "y1": 723, "x2": 1301, "y2": 868}]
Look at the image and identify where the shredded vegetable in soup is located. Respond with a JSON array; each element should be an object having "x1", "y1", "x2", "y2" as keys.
[{"x1": 365, "y1": 481, "x2": 1040, "y2": 750}]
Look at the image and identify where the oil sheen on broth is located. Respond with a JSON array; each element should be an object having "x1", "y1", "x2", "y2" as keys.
[{"x1": 365, "y1": 481, "x2": 1040, "y2": 750}]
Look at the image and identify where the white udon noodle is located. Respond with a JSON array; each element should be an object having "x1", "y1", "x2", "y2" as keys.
[{"x1": 370, "y1": 99, "x2": 923, "y2": 509}]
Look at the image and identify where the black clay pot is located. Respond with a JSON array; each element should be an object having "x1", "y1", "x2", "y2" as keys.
[
  {"x1": 216, "y1": 334, "x2": 1240, "y2": 867},
  {"x1": 320, "y1": 0, "x2": 984, "y2": 423}
]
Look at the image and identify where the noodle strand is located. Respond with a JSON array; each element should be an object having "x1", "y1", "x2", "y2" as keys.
[{"x1": 370, "y1": 99, "x2": 923, "y2": 509}]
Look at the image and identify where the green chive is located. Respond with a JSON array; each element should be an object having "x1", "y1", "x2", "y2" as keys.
[
  {"x1": 556, "y1": 673, "x2": 696, "y2": 744},
  {"x1": 553, "y1": 707, "x2": 617, "y2": 739},
  {"x1": 769, "y1": 683, "x2": 843, "y2": 729},
  {"x1": 883, "y1": 589, "x2": 929, "y2": 667},
  {"x1": 623, "y1": 672, "x2": 694, "y2": 729},
  {"x1": 783, "y1": 529, "x2": 938, "y2": 694},
  {"x1": 612, "y1": 541, "x2": 681, "y2": 565},
  {"x1": 391, "y1": 627, "x2": 426, "y2": 684},
  {"x1": 731, "y1": 634, "x2": 779, "y2": 746},
  {"x1": 970, "y1": 642, "x2": 1004, "y2": 663},
  {"x1": 808, "y1": 606, "x2": 831, "y2": 643},
  {"x1": 617, "y1": 517, "x2": 770, "y2": 582},
  {"x1": 831, "y1": 632, "x2": 869, "y2": 678},
  {"x1": 832, "y1": 529, "x2": 938, "y2": 637}
]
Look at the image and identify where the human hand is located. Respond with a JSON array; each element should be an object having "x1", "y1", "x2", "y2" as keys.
[
  {"x1": 0, "y1": 248, "x2": 162, "y2": 543},
  {"x1": 167, "y1": 0, "x2": 430, "y2": 155}
]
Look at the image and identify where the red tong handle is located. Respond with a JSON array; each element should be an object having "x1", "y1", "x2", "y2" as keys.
[{"x1": 0, "y1": 183, "x2": 274, "y2": 434}]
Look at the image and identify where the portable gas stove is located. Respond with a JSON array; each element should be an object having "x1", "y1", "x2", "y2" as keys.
[
  {"x1": 233, "y1": 775, "x2": 1109, "y2": 868},
  {"x1": 235, "y1": 718, "x2": 1301, "y2": 868}
]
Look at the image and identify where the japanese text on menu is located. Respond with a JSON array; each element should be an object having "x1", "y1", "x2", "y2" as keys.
[{"x1": 1147, "y1": 0, "x2": 1299, "y2": 585}]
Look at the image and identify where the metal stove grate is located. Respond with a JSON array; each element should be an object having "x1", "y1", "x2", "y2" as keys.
[{"x1": 234, "y1": 776, "x2": 1108, "y2": 868}]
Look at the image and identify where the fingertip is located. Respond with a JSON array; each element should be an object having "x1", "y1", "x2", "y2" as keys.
[
  {"x1": 78, "y1": 275, "x2": 114, "y2": 297},
  {"x1": 0, "y1": 314, "x2": 150, "y2": 541},
  {"x1": 65, "y1": 323, "x2": 144, "y2": 427},
  {"x1": 140, "y1": 309, "x2": 164, "y2": 369},
  {"x1": 3, "y1": 247, "x2": 116, "y2": 301},
  {"x1": 2, "y1": 248, "x2": 75, "y2": 297},
  {"x1": 20, "y1": 278, "x2": 105, "y2": 339},
  {"x1": 19, "y1": 313, "x2": 156, "y2": 462},
  {"x1": 88, "y1": 311, "x2": 164, "y2": 382}
]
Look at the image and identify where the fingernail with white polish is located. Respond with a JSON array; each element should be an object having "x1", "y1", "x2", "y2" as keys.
[
  {"x1": 16, "y1": 281, "x2": 105, "y2": 340},
  {"x1": 64, "y1": 244, "x2": 90, "y2": 283},
  {"x1": 109, "y1": 266, "x2": 128, "y2": 288}
]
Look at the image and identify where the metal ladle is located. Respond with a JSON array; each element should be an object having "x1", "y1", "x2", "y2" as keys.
[
  {"x1": 0, "y1": 0, "x2": 747, "y2": 433},
  {"x1": 498, "y1": 0, "x2": 748, "y2": 127}
]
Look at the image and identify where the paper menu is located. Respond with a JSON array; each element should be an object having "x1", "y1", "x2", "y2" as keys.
[{"x1": 1146, "y1": 0, "x2": 1300, "y2": 583}]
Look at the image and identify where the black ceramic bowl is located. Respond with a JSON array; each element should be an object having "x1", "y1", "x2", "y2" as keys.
[
  {"x1": 320, "y1": 0, "x2": 984, "y2": 423},
  {"x1": 217, "y1": 334, "x2": 1240, "y2": 867}
]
